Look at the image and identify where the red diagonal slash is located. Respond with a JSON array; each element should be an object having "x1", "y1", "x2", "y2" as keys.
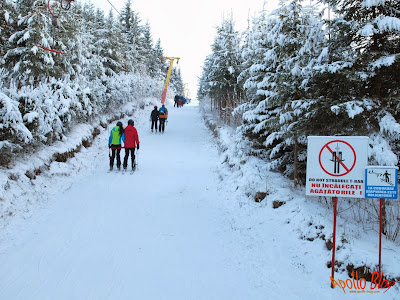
[
  {"x1": 325, "y1": 145, "x2": 350, "y2": 172},
  {"x1": 37, "y1": 46, "x2": 67, "y2": 55}
]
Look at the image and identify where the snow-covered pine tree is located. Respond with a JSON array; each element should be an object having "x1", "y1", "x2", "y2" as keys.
[
  {"x1": 197, "y1": 55, "x2": 213, "y2": 101},
  {"x1": 139, "y1": 21, "x2": 154, "y2": 75},
  {"x1": 325, "y1": 0, "x2": 400, "y2": 164},
  {"x1": 0, "y1": 0, "x2": 17, "y2": 63},
  {"x1": 94, "y1": 9, "x2": 125, "y2": 76},
  {"x1": 0, "y1": 0, "x2": 32, "y2": 162},
  {"x1": 50, "y1": 0, "x2": 79, "y2": 79},
  {"x1": 238, "y1": 6, "x2": 269, "y2": 104},
  {"x1": 169, "y1": 67, "x2": 183, "y2": 95},
  {"x1": 237, "y1": 7, "x2": 277, "y2": 153},
  {"x1": 199, "y1": 16, "x2": 243, "y2": 125},
  {"x1": 151, "y1": 38, "x2": 166, "y2": 79},
  {"x1": 3, "y1": 0, "x2": 57, "y2": 86},
  {"x1": 271, "y1": 1, "x2": 329, "y2": 183},
  {"x1": 72, "y1": 2, "x2": 106, "y2": 119},
  {"x1": 237, "y1": 0, "x2": 328, "y2": 183},
  {"x1": 120, "y1": 0, "x2": 144, "y2": 72}
]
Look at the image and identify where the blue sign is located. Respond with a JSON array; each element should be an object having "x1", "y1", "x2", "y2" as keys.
[{"x1": 365, "y1": 167, "x2": 398, "y2": 199}]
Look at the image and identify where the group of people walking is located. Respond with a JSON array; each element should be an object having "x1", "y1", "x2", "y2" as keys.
[
  {"x1": 108, "y1": 119, "x2": 140, "y2": 171},
  {"x1": 150, "y1": 104, "x2": 168, "y2": 133},
  {"x1": 174, "y1": 95, "x2": 187, "y2": 108},
  {"x1": 108, "y1": 104, "x2": 169, "y2": 171}
]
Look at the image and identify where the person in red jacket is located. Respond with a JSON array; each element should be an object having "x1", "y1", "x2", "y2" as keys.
[{"x1": 123, "y1": 119, "x2": 140, "y2": 170}]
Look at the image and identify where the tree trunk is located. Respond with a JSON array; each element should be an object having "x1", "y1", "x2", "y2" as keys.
[
  {"x1": 294, "y1": 136, "x2": 299, "y2": 187},
  {"x1": 227, "y1": 89, "x2": 231, "y2": 126}
]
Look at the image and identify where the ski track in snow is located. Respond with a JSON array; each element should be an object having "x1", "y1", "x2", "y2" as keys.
[{"x1": 0, "y1": 104, "x2": 398, "y2": 299}]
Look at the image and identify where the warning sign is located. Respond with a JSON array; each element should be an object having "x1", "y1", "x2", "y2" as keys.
[
  {"x1": 306, "y1": 136, "x2": 368, "y2": 198},
  {"x1": 365, "y1": 166, "x2": 398, "y2": 199}
]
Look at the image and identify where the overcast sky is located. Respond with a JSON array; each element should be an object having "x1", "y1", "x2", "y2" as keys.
[{"x1": 80, "y1": 0, "x2": 280, "y2": 99}]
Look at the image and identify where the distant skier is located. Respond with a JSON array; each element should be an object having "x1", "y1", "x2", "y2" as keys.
[
  {"x1": 108, "y1": 121, "x2": 124, "y2": 171},
  {"x1": 174, "y1": 95, "x2": 179, "y2": 107},
  {"x1": 123, "y1": 119, "x2": 140, "y2": 171},
  {"x1": 159, "y1": 104, "x2": 168, "y2": 133},
  {"x1": 150, "y1": 106, "x2": 159, "y2": 132}
]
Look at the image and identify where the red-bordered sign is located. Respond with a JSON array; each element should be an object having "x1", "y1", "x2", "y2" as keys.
[{"x1": 318, "y1": 140, "x2": 356, "y2": 177}]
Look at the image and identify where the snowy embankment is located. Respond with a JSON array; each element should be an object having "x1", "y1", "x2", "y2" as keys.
[{"x1": 202, "y1": 108, "x2": 400, "y2": 297}]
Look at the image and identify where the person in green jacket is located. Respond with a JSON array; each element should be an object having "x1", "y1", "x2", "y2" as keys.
[{"x1": 108, "y1": 121, "x2": 124, "y2": 171}]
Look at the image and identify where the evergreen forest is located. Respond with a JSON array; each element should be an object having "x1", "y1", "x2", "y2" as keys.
[{"x1": 0, "y1": 0, "x2": 183, "y2": 166}]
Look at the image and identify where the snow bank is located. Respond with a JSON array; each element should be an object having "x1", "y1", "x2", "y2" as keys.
[{"x1": 201, "y1": 105, "x2": 400, "y2": 295}]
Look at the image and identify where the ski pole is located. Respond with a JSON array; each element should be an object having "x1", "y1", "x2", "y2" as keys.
[{"x1": 136, "y1": 149, "x2": 139, "y2": 170}]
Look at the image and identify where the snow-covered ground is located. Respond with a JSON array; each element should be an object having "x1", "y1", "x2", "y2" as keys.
[{"x1": 0, "y1": 103, "x2": 399, "y2": 299}]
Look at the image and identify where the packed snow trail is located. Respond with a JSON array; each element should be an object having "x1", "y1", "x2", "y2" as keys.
[
  {"x1": 0, "y1": 105, "x2": 259, "y2": 299},
  {"x1": 0, "y1": 105, "x2": 396, "y2": 299}
]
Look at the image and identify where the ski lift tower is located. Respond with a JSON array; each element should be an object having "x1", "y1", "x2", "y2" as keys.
[
  {"x1": 160, "y1": 56, "x2": 180, "y2": 104},
  {"x1": 182, "y1": 83, "x2": 188, "y2": 96}
]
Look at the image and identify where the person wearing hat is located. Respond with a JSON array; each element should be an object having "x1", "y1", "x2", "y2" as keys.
[
  {"x1": 150, "y1": 105, "x2": 159, "y2": 132},
  {"x1": 108, "y1": 121, "x2": 124, "y2": 171},
  {"x1": 123, "y1": 119, "x2": 140, "y2": 171}
]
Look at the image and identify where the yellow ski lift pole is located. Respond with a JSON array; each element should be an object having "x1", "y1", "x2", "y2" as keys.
[
  {"x1": 182, "y1": 83, "x2": 188, "y2": 97},
  {"x1": 160, "y1": 56, "x2": 180, "y2": 104}
]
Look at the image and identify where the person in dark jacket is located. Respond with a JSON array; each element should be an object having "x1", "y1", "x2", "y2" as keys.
[
  {"x1": 174, "y1": 95, "x2": 179, "y2": 107},
  {"x1": 108, "y1": 121, "x2": 124, "y2": 171},
  {"x1": 150, "y1": 106, "x2": 159, "y2": 132},
  {"x1": 123, "y1": 119, "x2": 140, "y2": 170}
]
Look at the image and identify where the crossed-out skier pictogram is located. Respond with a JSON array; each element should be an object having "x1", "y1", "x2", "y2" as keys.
[{"x1": 318, "y1": 140, "x2": 356, "y2": 177}]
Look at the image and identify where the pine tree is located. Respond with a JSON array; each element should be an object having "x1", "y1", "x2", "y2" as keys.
[
  {"x1": 3, "y1": 0, "x2": 57, "y2": 86},
  {"x1": 237, "y1": 0, "x2": 329, "y2": 183},
  {"x1": 78, "y1": 3, "x2": 105, "y2": 81},
  {"x1": 151, "y1": 38, "x2": 166, "y2": 79},
  {"x1": 199, "y1": 16, "x2": 243, "y2": 125},
  {"x1": 120, "y1": 0, "x2": 144, "y2": 71},
  {"x1": 93, "y1": 9, "x2": 125, "y2": 76},
  {"x1": 329, "y1": 0, "x2": 400, "y2": 100},
  {"x1": 238, "y1": 6, "x2": 269, "y2": 104},
  {"x1": 50, "y1": 0, "x2": 80, "y2": 79},
  {"x1": 323, "y1": 0, "x2": 400, "y2": 165},
  {"x1": 139, "y1": 21, "x2": 154, "y2": 74},
  {"x1": 0, "y1": 0, "x2": 17, "y2": 63},
  {"x1": 169, "y1": 67, "x2": 183, "y2": 94}
]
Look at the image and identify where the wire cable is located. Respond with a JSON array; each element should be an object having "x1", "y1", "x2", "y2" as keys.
[{"x1": 106, "y1": 0, "x2": 121, "y2": 15}]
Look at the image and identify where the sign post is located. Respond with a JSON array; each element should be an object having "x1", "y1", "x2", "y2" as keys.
[
  {"x1": 306, "y1": 136, "x2": 368, "y2": 287},
  {"x1": 379, "y1": 197, "x2": 382, "y2": 275},
  {"x1": 331, "y1": 196, "x2": 338, "y2": 288},
  {"x1": 365, "y1": 166, "x2": 398, "y2": 276}
]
